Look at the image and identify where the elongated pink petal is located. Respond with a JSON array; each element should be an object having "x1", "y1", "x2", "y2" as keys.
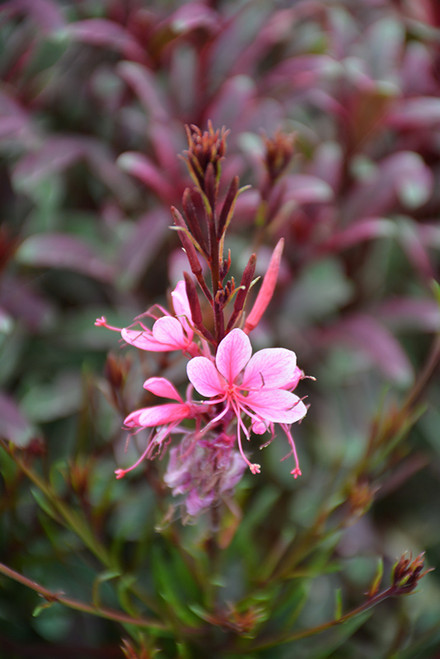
[
  {"x1": 171, "y1": 280, "x2": 192, "y2": 320},
  {"x1": 243, "y1": 390, "x2": 307, "y2": 424},
  {"x1": 171, "y1": 280, "x2": 194, "y2": 337},
  {"x1": 244, "y1": 238, "x2": 284, "y2": 334},
  {"x1": 152, "y1": 316, "x2": 186, "y2": 347},
  {"x1": 122, "y1": 327, "x2": 174, "y2": 351},
  {"x1": 215, "y1": 328, "x2": 252, "y2": 383},
  {"x1": 143, "y1": 377, "x2": 182, "y2": 401},
  {"x1": 187, "y1": 356, "x2": 225, "y2": 396},
  {"x1": 242, "y1": 348, "x2": 297, "y2": 390},
  {"x1": 124, "y1": 403, "x2": 190, "y2": 428},
  {"x1": 284, "y1": 366, "x2": 304, "y2": 391}
]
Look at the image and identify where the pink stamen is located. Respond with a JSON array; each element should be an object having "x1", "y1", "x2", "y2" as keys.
[{"x1": 95, "y1": 316, "x2": 122, "y2": 332}]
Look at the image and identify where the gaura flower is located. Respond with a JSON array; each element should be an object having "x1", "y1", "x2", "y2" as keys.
[
  {"x1": 186, "y1": 328, "x2": 307, "y2": 476},
  {"x1": 95, "y1": 280, "x2": 196, "y2": 354},
  {"x1": 115, "y1": 376, "x2": 205, "y2": 479},
  {"x1": 164, "y1": 432, "x2": 246, "y2": 517}
]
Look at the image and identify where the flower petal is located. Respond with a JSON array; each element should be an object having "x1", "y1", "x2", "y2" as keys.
[
  {"x1": 187, "y1": 357, "x2": 224, "y2": 397},
  {"x1": 143, "y1": 377, "x2": 182, "y2": 401},
  {"x1": 124, "y1": 403, "x2": 190, "y2": 428},
  {"x1": 242, "y1": 348, "x2": 297, "y2": 390},
  {"x1": 216, "y1": 328, "x2": 252, "y2": 383},
  {"x1": 243, "y1": 390, "x2": 307, "y2": 424},
  {"x1": 122, "y1": 327, "x2": 173, "y2": 351},
  {"x1": 152, "y1": 316, "x2": 186, "y2": 348},
  {"x1": 171, "y1": 280, "x2": 192, "y2": 320}
]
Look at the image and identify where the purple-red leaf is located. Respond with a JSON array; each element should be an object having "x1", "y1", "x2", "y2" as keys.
[
  {"x1": 0, "y1": 393, "x2": 34, "y2": 448},
  {"x1": 16, "y1": 234, "x2": 115, "y2": 282},
  {"x1": 323, "y1": 314, "x2": 413, "y2": 384},
  {"x1": 117, "y1": 152, "x2": 175, "y2": 201},
  {"x1": 60, "y1": 19, "x2": 148, "y2": 64}
]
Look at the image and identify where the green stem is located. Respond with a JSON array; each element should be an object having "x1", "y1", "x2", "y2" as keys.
[
  {"x1": 6, "y1": 447, "x2": 159, "y2": 615},
  {"x1": 239, "y1": 586, "x2": 396, "y2": 653},
  {"x1": 0, "y1": 561, "x2": 166, "y2": 631}
]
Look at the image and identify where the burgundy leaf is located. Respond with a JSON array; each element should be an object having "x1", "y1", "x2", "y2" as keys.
[
  {"x1": 117, "y1": 210, "x2": 170, "y2": 288},
  {"x1": 1, "y1": 0, "x2": 64, "y2": 33},
  {"x1": 376, "y1": 298, "x2": 440, "y2": 333},
  {"x1": 345, "y1": 152, "x2": 433, "y2": 220},
  {"x1": 61, "y1": 19, "x2": 148, "y2": 64},
  {"x1": 0, "y1": 275, "x2": 54, "y2": 331},
  {"x1": 168, "y1": 3, "x2": 219, "y2": 34},
  {"x1": 0, "y1": 393, "x2": 34, "y2": 448},
  {"x1": 283, "y1": 174, "x2": 333, "y2": 204},
  {"x1": 389, "y1": 97, "x2": 440, "y2": 128},
  {"x1": 117, "y1": 152, "x2": 175, "y2": 201},
  {"x1": 16, "y1": 234, "x2": 115, "y2": 282},
  {"x1": 117, "y1": 61, "x2": 170, "y2": 121},
  {"x1": 323, "y1": 314, "x2": 413, "y2": 384},
  {"x1": 325, "y1": 217, "x2": 395, "y2": 251}
]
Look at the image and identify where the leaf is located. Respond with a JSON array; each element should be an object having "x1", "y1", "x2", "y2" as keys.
[
  {"x1": 322, "y1": 314, "x2": 413, "y2": 384},
  {"x1": 117, "y1": 153, "x2": 175, "y2": 201},
  {"x1": 346, "y1": 152, "x2": 433, "y2": 220},
  {"x1": 169, "y1": 3, "x2": 219, "y2": 34},
  {"x1": 0, "y1": 393, "x2": 34, "y2": 447},
  {"x1": 284, "y1": 174, "x2": 333, "y2": 204},
  {"x1": 389, "y1": 97, "x2": 440, "y2": 128},
  {"x1": 59, "y1": 19, "x2": 148, "y2": 64},
  {"x1": 16, "y1": 233, "x2": 115, "y2": 282},
  {"x1": 8, "y1": 0, "x2": 65, "y2": 33},
  {"x1": 367, "y1": 558, "x2": 384, "y2": 598},
  {"x1": 21, "y1": 371, "x2": 83, "y2": 423},
  {"x1": 334, "y1": 588, "x2": 343, "y2": 621},
  {"x1": 326, "y1": 217, "x2": 395, "y2": 251},
  {"x1": 32, "y1": 600, "x2": 55, "y2": 618},
  {"x1": 117, "y1": 61, "x2": 169, "y2": 121},
  {"x1": 151, "y1": 546, "x2": 199, "y2": 627},
  {"x1": 92, "y1": 570, "x2": 121, "y2": 609},
  {"x1": 284, "y1": 258, "x2": 353, "y2": 326},
  {"x1": 376, "y1": 297, "x2": 440, "y2": 333}
]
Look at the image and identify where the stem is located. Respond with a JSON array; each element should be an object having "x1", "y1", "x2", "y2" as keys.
[
  {"x1": 403, "y1": 335, "x2": 440, "y2": 411},
  {"x1": 239, "y1": 586, "x2": 396, "y2": 653},
  {"x1": 0, "y1": 562, "x2": 166, "y2": 631},
  {"x1": 4, "y1": 446, "x2": 160, "y2": 615}
]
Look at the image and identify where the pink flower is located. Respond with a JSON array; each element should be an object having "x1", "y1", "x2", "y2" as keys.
[
  {"x1": 164, "y1": 432, "x2": 246, "y2": 517},
  {"x1": 186, "y1": 328, "x2": 307, "y2": 476},
  {"x1": 115, "y1": 376, "x2": 205, "y2": 479},
  {"x1": 95, "y1": 280, "x2": 196, "y2": 354}
]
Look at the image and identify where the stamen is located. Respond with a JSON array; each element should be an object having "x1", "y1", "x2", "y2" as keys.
[
  {"x1": 95, "y1": 316, "x2": 122, "y2": 332},
  {"x1": 281, "y1": 423, "x2": 302, "y2": 478}
]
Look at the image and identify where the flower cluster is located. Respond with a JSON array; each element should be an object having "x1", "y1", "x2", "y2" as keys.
[{"x1": 96, "y1": 125, "x2": 310, "y2": 516}]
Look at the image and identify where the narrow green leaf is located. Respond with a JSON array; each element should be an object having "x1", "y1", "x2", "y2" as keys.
[
  {"x1": 367, "y1": 558, "x2": 384, "y2": 598},
  {"x1": 92, "y1": 569, "x2": 121, "y2": 608},
  {"x1": 334, "y1": 588, "x2": 343, "y2": 621}
]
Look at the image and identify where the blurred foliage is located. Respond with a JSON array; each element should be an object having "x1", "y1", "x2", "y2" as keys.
[{"x1": 1, "y1": 0, "x2": 440, "y2": 656}]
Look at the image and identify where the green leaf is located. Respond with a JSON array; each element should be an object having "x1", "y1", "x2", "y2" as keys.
[
  {"x1": 32, "y1": 600, "x2": 55, "y2": 617},
  {"x1": 92, "y1": 569, "x2": 121, "y2": 608},
  {"x1": 367, "y1": 558, "x2": 384, "y2": 598},
  {"x1": 334, "y1": 588, "x2": 343, "y2": 621}
]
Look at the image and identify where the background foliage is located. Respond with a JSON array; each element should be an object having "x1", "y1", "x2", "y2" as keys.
[{"x1": 1, "y1": 0, "x2": 440, "y2": 656}]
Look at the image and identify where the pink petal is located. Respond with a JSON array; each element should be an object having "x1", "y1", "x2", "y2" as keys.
[
  {"x1": 244, "y1": 390, "x2": 307, "y2": 424},
  {"x1": 122, "y1": 327, "x2": 173, "y2": 351},
  {"x1": 284, "y1": 366, "x2": 304, "y2": 391},
  {"x1": 244, "y1": 238, "x2": 284, "y2": 334},
  {"x1": 215, "y1": 328, "x2": 252, "y2": 383},
  {"x1": 152, "y1": 316, "x2": 186, "y2": 347},
  {"x1": 143, "y1": 377, "x2": 182, "y2": 401},
  {"x1": 124, "y1": 403, "x2": 190, "y2": 428},
  {"x1": 171, "y1": 280, "x2": 192, "y2": 320},
  {"x1": 242, "y1": 348, "x2": 297, "y2": 390},
  {"x1": 187, "y1": 357, "x2": 224, "y2": 397}
]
